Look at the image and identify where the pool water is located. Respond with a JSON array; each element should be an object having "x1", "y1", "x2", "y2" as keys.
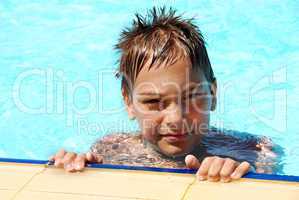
[{"x1": 0, "y1": 0, "x2": 298, "y2": 175}]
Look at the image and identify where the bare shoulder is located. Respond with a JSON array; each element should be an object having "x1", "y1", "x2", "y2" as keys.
[{"x1": 203, "y1": 128, "x2": 262, "y2": 150}]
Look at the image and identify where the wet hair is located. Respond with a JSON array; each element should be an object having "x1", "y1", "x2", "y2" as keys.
[{"x1": 115, "y1": 6, "x2": 215, "y2": 97}]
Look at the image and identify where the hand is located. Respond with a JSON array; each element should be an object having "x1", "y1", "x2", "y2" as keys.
[
  {"x1": 185, "y1": 155, "x2": 250, "y2": 182},
  {"x1": 49, "y1": 149, "x2": 103, "y2": 172}
]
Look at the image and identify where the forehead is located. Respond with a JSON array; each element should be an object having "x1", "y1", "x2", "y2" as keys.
[{"x1": 133, "y1": 57, "x2": 208, "y2": 95}]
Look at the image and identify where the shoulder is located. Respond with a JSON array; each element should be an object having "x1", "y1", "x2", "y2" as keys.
[
  {"x1": 201, "y1": 127, "x2": 265, "y2": 164},
  {"x1": 204, "y1": 127, "x2": 263, "y2": 149}
]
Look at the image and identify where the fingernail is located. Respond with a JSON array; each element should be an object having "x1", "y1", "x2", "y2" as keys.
[
  {"x1": 208, "y1": 177, "x2": 216, "y2": 182},
  {"x1": 221, "y1": 178, "x2": 230, "y2": 183},
  {"x1": 198, "y1": 175, "x2": 205, "y2": 181},
  {"x1": 65, "y1": 163, "x2": 72, "y2": 169},
  {"x1": 231, "y1": 172, "x2": 236, "y2": 177},
  {"x1": 231, "y1": 172, "x2": 240, "y2": 179},
  {"x1": 75, "y1": 164, "x2": 81, "y2": 170},
  {"x1": 54, "y1": 160, "x2": 61, "y2": 167}
]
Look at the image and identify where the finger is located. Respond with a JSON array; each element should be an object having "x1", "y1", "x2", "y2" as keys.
[
  {"x1": 185, "y1": 154, "x2": 201, "y2": 169},
  {"x1": 85, "y1": 152, "x2": 96, "y2": 162},
  {"x1": 48, "y1": 155, "x2": 55, "y2": 161},
  {"x1": 54, "y1": 149, "x2": 66, "y2": 167},
  {"x1": 62, "y1": 152, "x2": 76, "y2": 164},
  {"x1": 219, "y1": 158, "x2": 237, "y2": 182},
  {"x1": 86, "y1": 152, "x2": 103, "y2": 163},
  {"x1": 65, "y1": 162, "x2": 77, "y2": 172},
  {"x1": 74, "y1": 154, "x2": 86, "y2": 171},
  {"x1": 231, "y1": 161, "x2": 251, "y2": 180},
  {"x1": 197, "y1": 157, "x2": 215, "y2": 181},
  {"x1": 62, "y1": 152, "x2": 77, "y2": 171},
  {"x1": 207, "y1": 157, "x2": 225, "y2": 182}
]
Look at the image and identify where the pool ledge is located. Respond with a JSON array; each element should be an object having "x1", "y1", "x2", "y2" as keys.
[{"x1": 0, "y1": 158, "x2": 299, "y2": 200}]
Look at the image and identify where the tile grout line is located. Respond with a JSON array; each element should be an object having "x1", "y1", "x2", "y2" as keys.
[
  {"x1": 9, "y1": 162, "x2": 50, "y2": 200},
  {"x1": 180, "y1": 177, "x2": 197, "y2": 200},
  {"x1": 24, "y1": 189, "x2": 156, "y2": 200}
]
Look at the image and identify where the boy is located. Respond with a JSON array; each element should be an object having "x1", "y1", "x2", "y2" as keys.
[{"x1": 50, "y1": 7, "x2": 278, "y2": 182}]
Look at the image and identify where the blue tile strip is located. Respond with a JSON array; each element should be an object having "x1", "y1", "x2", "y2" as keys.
[
  {"x1": 1, "y1": 157, "x2": 299, "y2": 183},
  {"x1": 0, "y1": 157, "x2": 49, "y2": 165}
]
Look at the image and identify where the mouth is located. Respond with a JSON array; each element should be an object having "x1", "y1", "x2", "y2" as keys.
[{"x1": 161, "y1": 132, "x2": 189, "y2": 143}]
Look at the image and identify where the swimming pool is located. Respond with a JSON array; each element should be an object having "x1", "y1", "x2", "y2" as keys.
[{"x1": 0, "y1": 0, "x2": 298, "y2": 176}]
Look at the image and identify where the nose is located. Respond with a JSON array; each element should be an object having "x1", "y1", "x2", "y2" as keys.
[{"x1": 163, "y1": 102, "x2": 184, "y2": 130}]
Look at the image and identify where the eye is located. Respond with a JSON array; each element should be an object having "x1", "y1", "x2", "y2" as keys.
[
  {"x1": 141, "y1": 99, "x2": 162, "y2": 111},
  {"x1": 187, "y1": 93, "x2": 206, "y2": 99}
]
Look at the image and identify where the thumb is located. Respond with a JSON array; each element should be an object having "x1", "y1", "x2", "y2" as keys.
[
  {"x1": 86, "y1": 152, "x2": 103, "y2": 163},
  {"x1": 185, "y1": 154, "x2": 201, "y2": 169}
]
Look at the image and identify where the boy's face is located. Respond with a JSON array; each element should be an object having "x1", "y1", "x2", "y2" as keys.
[{"x1": 124, "y1": 57, "x2": 217, "y2": 157}]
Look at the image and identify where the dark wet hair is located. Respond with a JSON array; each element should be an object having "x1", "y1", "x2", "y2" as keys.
[{"x1": 115, "y1": 7, "x2": 215, "y2": 97}]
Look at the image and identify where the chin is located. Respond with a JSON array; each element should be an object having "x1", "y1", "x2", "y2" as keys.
[
  {"x1": 156, "y1": 138, "x2": 197, "y2": 158},
  {"x1": 160, "y1": 144, "x2": 190, "y2": 157}
]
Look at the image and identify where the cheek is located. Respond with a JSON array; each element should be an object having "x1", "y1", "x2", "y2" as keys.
[
  {"x1": 188, "y1": 107, "x2": 210, "y2": 121},
  {"x1": 135, "y1": 112, "x2": 163, "y2": 142},
  {"x1": 188, "y1": 98, "x2": 212, "y2": 112},
  {"x1": 185, "y1": 103, "x2": 211, "y2": 134},
  {"x1": 185, "y1": 97, "x2": 212, "y2": 119}
]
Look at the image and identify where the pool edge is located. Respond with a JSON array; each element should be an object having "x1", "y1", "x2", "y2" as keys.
[{"x1": 1, "y1": 157, "x2": 298, "y2": 183}]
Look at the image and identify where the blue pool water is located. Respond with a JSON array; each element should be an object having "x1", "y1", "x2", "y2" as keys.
[{"x1": 0, "y1": 0, "x2": 298, "y2": 175}]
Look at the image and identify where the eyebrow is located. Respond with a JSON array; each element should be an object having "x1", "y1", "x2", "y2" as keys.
[
  {"x1": 136, "y1": 83, "x2": 207, "y2": 97},
  {"x1": 182, "y1": 83, "x2": 208, "y2": 95},
  {"x1": 136, "y1": 92, "x2": 161, "y2": 97}
]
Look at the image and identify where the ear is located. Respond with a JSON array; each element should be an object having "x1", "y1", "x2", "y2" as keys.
[
  {"x1": 210, "y1": 79, "x2": 217, "y2": 111},
  {"x1": 122, "y1": 88, "x2": 136, "y2": 120}
]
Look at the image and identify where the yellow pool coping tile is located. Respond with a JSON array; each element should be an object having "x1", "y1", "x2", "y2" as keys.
[
  {"x1": 15, "y1": 190, "x2": 150, "y2": 200},
  {"x1": 1, "y1": 162, "x2": 299, "y2": 200},
  {"x1": 0, "y1": 162, "x2": 46, "y2": 190},
  {"x1": 0, "y1": 189, "x2": 17, "y2": 200},
  {"x1": 24, "y1": 166, "x2": 195, "y2": 200},
  {"x1": 183, "y1": 178, "x2": 299, "y2": 200}
]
